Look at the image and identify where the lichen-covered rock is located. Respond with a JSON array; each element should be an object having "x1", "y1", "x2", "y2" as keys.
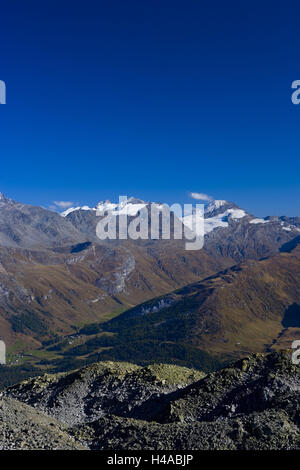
[
  {"x1": 1, "y1": 352, "x2": 300, "y2": 450},
  {"x1": 0, "y1": 397, "x2": 86, "y2": 450},
  {"x1": 158, "y1": 351, "x2": 300, "y2": 424},
  {"x1": 3, "y1": 361, "x2": 205, "y2": 425}
]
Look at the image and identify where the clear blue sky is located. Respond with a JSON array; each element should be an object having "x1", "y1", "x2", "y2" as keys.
[{"x1": 0, "y1": 0, "x2": 300, "y2": 216}]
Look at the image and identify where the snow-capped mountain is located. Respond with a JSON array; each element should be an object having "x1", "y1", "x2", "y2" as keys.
[
  {"x1": 61, "y1": 197, "x2": 159, "y2": 217},
  {"x1": 181, "y1": 200, "x2": 248, "y2": 235},
  {"x1": 0, "y1": 192, "x2": 14, "y2": 206},
  {"x1": 61, "y1": 205, "x2": 96, "y2": 217},
  {"x1": 60, "y1": 196, "x2": 300, "y2": 239}
]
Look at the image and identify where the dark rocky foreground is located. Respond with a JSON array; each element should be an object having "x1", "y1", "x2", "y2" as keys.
[
  {"x1": 0, "y1": 351, "x2": 299, "y2": 450},
  {"x1": 0, "y1": 398, "x2": 86, "y2": 450}
]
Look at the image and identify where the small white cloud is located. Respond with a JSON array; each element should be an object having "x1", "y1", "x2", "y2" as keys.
[
  {"x1": 189, "y1": 192, "x2": 213, "y2": 202},
  {"x1": 53, "y1": 201, "x2": 74, "y2": 209}
]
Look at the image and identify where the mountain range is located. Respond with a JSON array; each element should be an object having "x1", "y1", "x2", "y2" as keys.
[{"x1": 0, "y1": 192, "x2": 299, "y2": 376}]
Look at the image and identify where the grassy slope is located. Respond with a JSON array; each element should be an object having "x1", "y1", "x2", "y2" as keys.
[{"x1": 0, "y1": 240, "x2": 231, "y2": 352}]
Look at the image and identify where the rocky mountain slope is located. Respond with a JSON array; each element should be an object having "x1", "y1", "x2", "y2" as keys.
[
  {"x1": 98, "y1": 245, "x2": 300, "y2": 364},
  {"x1": 0, "y1": 193, "x2": 85, "y2": 249},
  {"x1": 0, "y1": 239, "x2": 227, "y2": 352},
  {"x1": 1, "y1": 351, "x2": 299, "y2": 450},
  {"x1": 3, "y1": 362, "x2": 205, "y2": 425},
  {"x1": 0, "y1": 397, "x2": 86, "y2": 449}
]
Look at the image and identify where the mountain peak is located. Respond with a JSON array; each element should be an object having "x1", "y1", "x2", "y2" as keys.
[
  {"x1": 204, "y1": 199, "x2": 243, "y2": 217},
  {"x1": 0, "y1": 192, "x2": 13, "y2": 205},
  {"x1": 205, "y1": 200, "x2": 228, "y2": 214},
  {"x1": 96, "y1": 197, "x2": 147, "y2": 216}
]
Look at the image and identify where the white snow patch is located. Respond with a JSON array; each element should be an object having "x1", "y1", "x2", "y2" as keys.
[
  {"x1": 96, "y1": 201, "x2": 118, "y2": 215},
  {"x1": 228, "y1": 209, "x2": 247, "y2": 220},
  {"x1": 81, "y1": 205, "x2": 95, "y2": 211},
  {"x1": 96, "y1": 199, "x2": 147, "y2": 216},
  {"x1": 62, "y1": 198, "x2": 152, "y2": 218},
  {"x1": 182, "y1": 208, "x2": 247, "y2": 235},
  {"x1": 61, "y1": 205, "x2": 96, "y2": 217},
  {"x1": 204, "y1": 208, "x2": 246, "y2": 234},
  {"x1": 61, "y1": 207, "x2": 81, "y2": 217},
  {"x1": 249, "y1": 218, "x2": 269, "y2": 224},
  {"x1": 115, "y1": 203, "x2": 147, "y2": 216},
  {"x1": 281, "y1": 224, "x2": 300, "y2": 232},
  {"x1": 204, "y1": 215, "x2": 229, "y2": 233}
]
